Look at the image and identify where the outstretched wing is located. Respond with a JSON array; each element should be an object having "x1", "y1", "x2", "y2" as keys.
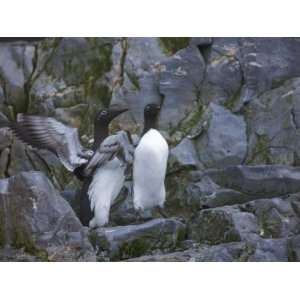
[
  {"x1": 84, "y1": 130, "x2": 134, "y2": 176},
  {"x1": 9, "y1": 114, "x2": 93, "y2": 172}
]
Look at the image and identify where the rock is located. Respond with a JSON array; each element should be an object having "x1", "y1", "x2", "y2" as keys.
[
  {"x1": 61, "y1": 188, "x2": 79, "y2": 216},
  {"x1": 0, "y1": 128, "x2": 12, "y2": 151},
  {"x1": 195, "y1": 103, "x2": 247, "y2": 168},
  {"x1": 246, "y1": 78, "x2": 300, "y2": 165},
  {"x1": 288, "y1": 235, "x2": 300, "y2": 261},
  {"x1": 186, "y1": 174, "x2": 254, "y2": 209},
  {"x1": 0, "y1": 171, "x2": 96, "y2": 261},
  {"x1": 7, "y1": 139, "x2": 34, "y2": 175},
  {"x1": 110, "y1": 38, "x2": 167, "y2": 130},
  {"x1": 189, "y1": 206, "x2": 259, "y2": 244},
  {"x1": 129, "y1": 236, "x2": 293, "y2": 262},
  {"x1": 169, "y1": 137, "x2": 201, "y2": 171},
  {"x1": 159, "y1": 46, "x2": 205, "y2": 128},
  {"x1": 0, "y1": 44, "x2": 35, "y2": 113},
  {"x1": 200, "y1": 38, "x2": 243, "y2": 107},
  {"x1": 0, "y1": 247, "x2": 43, "y2": 262},
  {"x1": 206, "y1": 165, "x2": 300, "y2": 198},
  {"x1": 127, "y1": 242, "x2": 248, "y2": 262},
  {"x1": 111, "y1": 40, "x2": 205, "y2": 131},
  {"x1": 110, "y1": 187, "x2": 140, "y2": 226},
  {"x1": 190, "y1": 37, "x2": 213, "y2": 47},
  {"x1": 246, "y1": 236, "x2": 289, "y2": 262},
  {"x1": 239, "y1": 38, "x2": 300, "y2": 98},
  {"x1": 240, "y1": 197, "x2": 300, "y2": 239},
  {"x1": 90, "y1": 218, "x2": 186, "y2": 261}
]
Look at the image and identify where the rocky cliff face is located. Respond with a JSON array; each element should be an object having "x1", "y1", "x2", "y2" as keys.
[{"x1": 1, "y1": 37, "x2": 300, "y2": 261}]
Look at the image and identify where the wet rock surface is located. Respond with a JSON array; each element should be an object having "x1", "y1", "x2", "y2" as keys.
[{"x1": 1, "y1": 38, "x2": 300, "y2": 261}]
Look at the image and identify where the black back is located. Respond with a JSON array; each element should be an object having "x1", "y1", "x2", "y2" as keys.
[{"x1": 79, "y1": 177, "x2": 94, "y2": 226}]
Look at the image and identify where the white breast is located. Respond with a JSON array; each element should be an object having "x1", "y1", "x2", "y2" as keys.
[
  {"x1": 133, "y1": 129, "x2": 169, "y2": 210},
  {"x1": 88, "y1": 158, "x2": 125, "y2": 228}
]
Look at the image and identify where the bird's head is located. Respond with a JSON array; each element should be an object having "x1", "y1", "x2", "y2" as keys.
[
  {"x1": 144, "y1": 103, "x2": 161, "y2": 119},
  {"x1": 95, "y1": 106, "x2": 128, "y2": 125}
]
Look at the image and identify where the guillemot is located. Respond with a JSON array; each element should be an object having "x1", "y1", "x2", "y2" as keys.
[
  {"x1": 2, "y1": 107, "x2": 130, "y2": 227},
  {"x1": 82, "y1": 130, "x2": 134, "y2": 228},
  {"x1": 133, "y1": 103, "x2": 169, "y2": 213}
]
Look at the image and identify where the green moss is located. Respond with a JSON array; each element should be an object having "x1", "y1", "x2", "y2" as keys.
[
  {"x1": 175, "y1": 226, "x2": 187, "y2": 246},
  {"x1": 247, "y1": 134, "x2": 271, "y2": 164},
  {"x1": 126, "y1": 71, "x2": 140, "y2": 90},
  {"x1": 87, "y1": 43, "x2": 113, "y2": 79},
  {"x1": 170, "y1": 104, "x2": 204, "y2": 141},
  {"x1": 181, "y1": 106, "x2": 203, "y2": 133},
  {"x1": 118, "y1": 238, "x2": 149, "y2": 260},
  {"x1": 224, "y1": 86, "x2": 242, "y2": 111},
  {"x1": 159, "y1": 37, "x2": 191, "y2": 55}
]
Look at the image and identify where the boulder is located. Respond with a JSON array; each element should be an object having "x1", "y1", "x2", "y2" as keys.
[
  {"x1": 127, "y1": 242, "x2": 247, "y2": 262},
  {"x1": 195, "y1": 103, "x2": 247, "y2": 168},
  {"x1": 206, "y1": 165, "x2": 300, "y2": 198},
  {"x1": 159, "y1": 46, "x2": 205, "y2": 128},
  {"x1": 246, "y1": 236, "x2": 289, "y2": 262},
  {"x1": 246, "y1": 78, "x2": 300, "y2": 165},
  {"x1": 240, "y1": 197, "x2": 300, "y2": 239},
  {"x1": 90, "y1": 218, "x2": 186, "y2": 261},
  {"x1": 0, "y1": 171, "x2": 96, "y2": 261},
  {"x1": 169, "y1": 137, "x2": 201, "y2": 171},
  {"x1": 186, "y1": 175, "x2": 253, "y2": 209},
  {"x1": 129, "y1": 236, "x2": 291, "y2": 262},
  {"x1": 189, "y1": 206, "x2": 259, "y2": 244}
]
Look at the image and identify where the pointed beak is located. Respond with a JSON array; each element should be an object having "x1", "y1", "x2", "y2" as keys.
[{"x1": 111, "y1": 107, "x2": 129, "y2": 119}]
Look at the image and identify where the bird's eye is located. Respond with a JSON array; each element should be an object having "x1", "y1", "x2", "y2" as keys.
[{"x1": 101, "y1": 110, "x2": 108, "y2": 116}]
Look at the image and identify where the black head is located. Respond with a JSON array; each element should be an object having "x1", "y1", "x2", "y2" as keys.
[
  {"x1": 95, "y1": 107, "x2": 128, "y2": 125},
  {"x1": 144, "y1": 103, "x2": 161, "y2": 118},
  {"x1": 142, "y1": 103, "x2": 161, "y2": 134},
  {"x1": 93, "y1": 106, "x2": 128, "y2": 150}
]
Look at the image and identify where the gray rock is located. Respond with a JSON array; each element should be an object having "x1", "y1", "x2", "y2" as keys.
[
  {"x1": 189, "y1": 206, "x2": 259, "y2": 244},
  {"x1": 90, "y1": 218, "x2": 186, "y2": 261},
  {"x1": 0, "y1": 44, "x2": 35, "y2": 113},
  {"x1": 246, "y1": 78, "x2": 300, "y2": 165},
  {"x1": 110, "y1": 38, "x2": 167, "y2": 130},
  {"x1": 159, "y1": 46, "x2": 205, "y2": 128},
  {"x1": 239, "y1": 38, "x2": 300, "y2": 98},
  {"x1": 186, "y1": 174, "x2": 254, "y2": 209},
  {"x1": 0, "y1": 171, "x2": 96, "y2": 261},
  {"x1": 240, "y1": 197, "x2": 300, "y2": 239},
  {"x1": 195, "y1": 103, "x2": 247, "y2": 168},
  {"x1": 129, "y1": 236, "x2": 292, "y2": 262},
  {"x1": 200, "y1": 39, "x2": 243, "y2": 107},
  {"x1": 206, "y1": 165, "x2": 300, "y2": 198},
  {"x1": 288, "y1": 235, "x2": 300, "y2": 261},
  {"x1": 169, "y1": 137, "x2": 201, "y2": 171},
  {"x1": 190, "y1": 37, "x2": 213, "y2": 47},
  {"x1": 128, "y1": 242, "x2": 247, "y2": 262},
  {"x1": 0, "y1": 247, "x2": 43, "y2": 262},
  {"x1": 0, "y1": 128, "x2": 12, "y2": 151},
  {"x1": 247, "y1": 236, "x2": 289, "y2": 262}
]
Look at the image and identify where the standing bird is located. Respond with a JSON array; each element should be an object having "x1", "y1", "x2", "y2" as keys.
[
  {"x1": 133, "y1": 103, "x2": 169, "y2": 214},
  {"x1": 82, "y1": 130, "x2": 134, "y2": 228}
]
